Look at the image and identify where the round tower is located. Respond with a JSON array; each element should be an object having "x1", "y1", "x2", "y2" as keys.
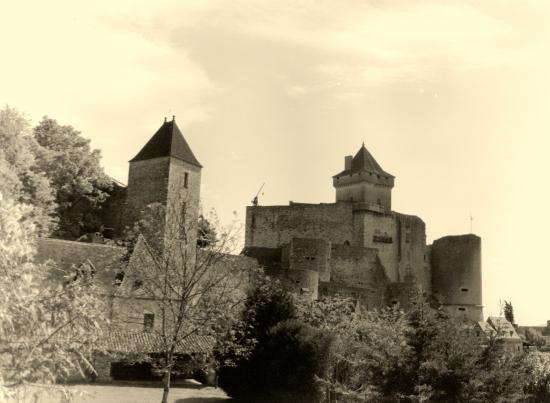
[{"x1": 430, "y1": 234, "x2": 482, "y2": 321}]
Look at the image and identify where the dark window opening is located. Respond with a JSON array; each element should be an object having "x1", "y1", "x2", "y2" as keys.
[
  {"x1": 184, "y1": 172, "x2": 189, "y2": 188},
  {"x1": 461, "y1": 288, "x2": 469, "y2": 292},
  {"x1": 373, "y1": 234, "x2": 393, "y2": 243},
  {"x1": 115, "y1": 271, "x2": 125, "y2": 285},
  {"x1": 391, "y1": 300, "x2": 398, "y2": 305},
  {"x1": 143, "y1": 313, "x2": 154, "y2": 332},
  {"x1": 458, "y1": 307, "x2": 466, "y2": 311}
]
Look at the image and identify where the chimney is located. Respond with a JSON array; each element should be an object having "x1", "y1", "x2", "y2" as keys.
[{"x1": 344, "y1": 155, "x2": 353, "y2": 170}]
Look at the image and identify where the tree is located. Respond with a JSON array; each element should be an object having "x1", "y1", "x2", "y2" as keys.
[
  {"x1": 0, "y1": 192, "x2": 108, "y2": 401},
  {"x1": 0, "y1": 106, "x2": 56, "y2": 235},
  {"x1": 504, "y1": 300, "x2": 515, "y2": 325},
  {"x1": 119, "y1": 197, "x2": 256, "y2": 403},
  {"x1": 216, "y1": 281, "x2": 333, "y2": 403},
  {"x1": 311, "y1": 294, "x2": 533, "y2": 402},
  {"x1": 525, "y1": 328, "x2": 547, "y2": 349},
  {"x1": 33, "y1": 116, "x2": 112, "y2": 239},
  {"x1": 197, "y1": 214, "x2": 218, "y2": 248}
]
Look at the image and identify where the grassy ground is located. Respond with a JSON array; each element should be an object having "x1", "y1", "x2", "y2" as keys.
[{"x1": 7, "y1": 381, "x2": 231, "y2": 403}]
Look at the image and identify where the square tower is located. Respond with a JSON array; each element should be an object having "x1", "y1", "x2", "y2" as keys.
[
  {"x1": 333, "y1": 144, "x2": 394, "y2": 212},
  {"x1": 126, "y1": 117, "x2": 202, "y2": 249}
]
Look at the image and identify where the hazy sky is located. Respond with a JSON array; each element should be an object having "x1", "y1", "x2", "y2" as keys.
[{"x1": 2, "y1": 0, "x2": 549, "y2": 325}]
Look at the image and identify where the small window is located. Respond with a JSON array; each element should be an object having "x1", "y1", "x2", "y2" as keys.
[
  {"x1": 391, "y1": 300, "x2": 398, "y2": 305},
  {"x1": 143, "y1": 313, "x2": 154, "y2": 332},
  {"x1": 461, "y1": 288, "x2": 469, "y2": 292},
  {"x1": 115, "y1": 271, "x2": 125, "y2": 285},
  {"x1": 132, "y1": 279, "x2": 143, "y2": 290},
  {"x1": 184, "y1": 172, "x2": 189, "y2": 188},
  {"x1": 458, "y1": 307, "x2": 466, "y2": 311}
]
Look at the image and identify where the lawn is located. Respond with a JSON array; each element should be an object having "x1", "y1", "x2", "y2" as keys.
[{"x1": 7, "y1": 382, "x2": 231, "y2": 403}]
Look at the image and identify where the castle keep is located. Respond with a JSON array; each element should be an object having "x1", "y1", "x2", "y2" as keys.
[{"x1": 243, "y1": 144, "x2": 483, "y2": 321}]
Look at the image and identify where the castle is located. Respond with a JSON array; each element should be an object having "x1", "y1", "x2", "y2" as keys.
[
  {"x1": 243, "y1": 143, "x2": 483, "y2": 321},
  {"x1": 38, "y1": 117, "x2": 483, "y2": 343}
]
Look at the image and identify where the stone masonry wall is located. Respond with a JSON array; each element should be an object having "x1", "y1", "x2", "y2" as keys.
[
  {"x1": 431, "y1": 234, "x2": 482, "y2": 321},
  {"x1": 288, "y1": 238, "x2": 331, "y2": 281},
  {"x1": 329, "y1": 244, "x2": 388, "y2": 290},
  {"x1": 353, "y1": 210, "x2": 399, "y2": 281},
  {"x1": 126, "y1": 157, "x2": 171, "y2": 228},
  {"x1": 166, "y1": 158, "x2": 201, "y2": 250},
  {"x1": 245, "y1": 202, "x2": 354, "y2": 248},
  {"x1": 395, "y1": 213, "x2": 430, "y2": 293}
]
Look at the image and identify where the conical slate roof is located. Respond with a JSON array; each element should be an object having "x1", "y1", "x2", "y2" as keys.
[
  {"x1": 334, "y1": 143, "x2": 393, "y2": 178},
  {"x1": 129, "y1": 118, "x2": 202, "y2": 167}
]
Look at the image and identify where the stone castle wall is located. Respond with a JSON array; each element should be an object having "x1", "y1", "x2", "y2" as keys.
[
  {"x1": 329, "y1": 244, "x2": 388, "y2": 290},
  {"x1": 431, "y1": 234, "x2": 482, "y2": 321},
  {"x1": 245, "y1": 202, "x2": 355, "y2": 248},
  {"x1": 285, "y1": 238, "x2": 331, "y2": 281}
]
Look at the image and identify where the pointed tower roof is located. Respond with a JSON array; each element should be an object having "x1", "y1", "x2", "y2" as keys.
[
  {"x1": 129, "y1": 118, "x2": 202, "y2": 167},
  {"x1": 334, "y1": 143, "x2": 393, "y2": 178}
]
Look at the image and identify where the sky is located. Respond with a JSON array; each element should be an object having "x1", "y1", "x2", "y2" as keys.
[{"x1": 1, "y1": 0, "x2": 550, "y2": 325}]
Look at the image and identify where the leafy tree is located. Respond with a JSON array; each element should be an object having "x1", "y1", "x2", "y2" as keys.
[
  {"x1": 0, "y1": 193, "x2": 108, "y2": 401},
  {"x1": 216, "y1": 281, "x2": 332, "y2": 403},
  {"x1": 504, "y1": 300, "x2": 515, "y2": 325},
  {"x1": 525, "y1": 328, "x2": 547, "y2": 349},
  {"x1": 525, "y1": 352, "x2": 550, "y2": 402},
  {"x1": 312, "y1": 294, "x2": 534, "y2": 402},
  {"x1": 33, "y1": 116, "x2": 112, "y2": 239},
  {"x1": 0, "y1": 106, "x2": 56, "y2": 235}
]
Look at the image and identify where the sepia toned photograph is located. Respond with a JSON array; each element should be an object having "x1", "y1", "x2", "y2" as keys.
[{"x1": 1, "y1": 1, "x2": 549, "y2": 402}]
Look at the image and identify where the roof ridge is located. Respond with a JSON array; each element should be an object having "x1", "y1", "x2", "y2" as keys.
[{"x1": 129, "y1": 119, "x2": 202, "y2": 167}]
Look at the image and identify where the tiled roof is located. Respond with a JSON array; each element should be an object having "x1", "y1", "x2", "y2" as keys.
[
  {"x1": 102, "y1": 331, "x2": 215, "y2": 354},
  {"x1": 486, "y1": 316, "x2": 521, "y2": 340},
  {"x1": 36, "y1": 238, "x2": 125, "y2": 293},
  {"x1": 334, "y1": 144, "x2": 393, "y2": 178},
  {"x1": 129, "y1": 119, "x2": 202, "y2": 167}
]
